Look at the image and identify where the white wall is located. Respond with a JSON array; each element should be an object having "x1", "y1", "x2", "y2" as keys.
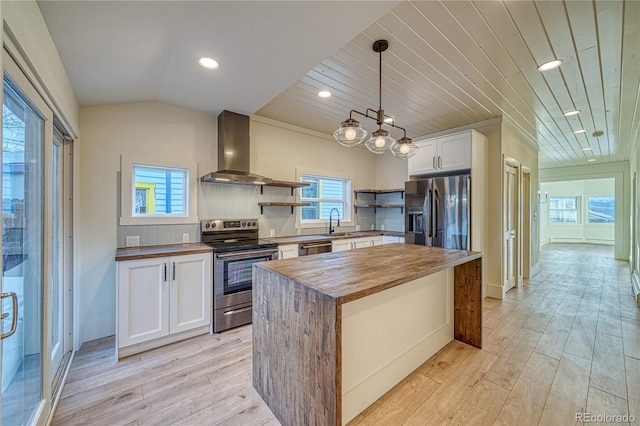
[
  {"x1": 540, "y1": 179, "x2": 615, "y2": 245},
  {"x1": 78, "y1": 107, "x2": 380, "y2": 344},
  {"x1": 540, "y1": 161, "x2": 630, "y2": 261},
  {"x1": 78, "y1": 102, "x2": 217, "y2": 343}
]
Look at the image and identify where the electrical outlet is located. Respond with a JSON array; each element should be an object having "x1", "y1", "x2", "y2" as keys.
[
  {"x1": 182, "y1": 233, "x2": 190, "y2": 243},
  {"x1": 381, "y1": 224, "x2": 385, "y2": 230},
  {"x1": 370, "y1": 224, "x2": 374, "y2": 230},
  {"x1": 355, "y1": 225, "x2": 360, "y2": 231},
  {"x1": 126, "y1": 236, "x2": 140, "y2": 247},
  {"x1": 269, "y1": 229, "x2": 275, "y2": 237}
]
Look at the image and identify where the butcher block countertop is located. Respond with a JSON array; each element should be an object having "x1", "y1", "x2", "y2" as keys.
[
  {"x1": 258, "y1": 243, "x2": 481, "y2": 304},
  {"x1": 264, "y1": 229, "x2": 403, "y2": 245},
  {"x1": 115, "y1": 243, "x2": 212, "y2": 261}
]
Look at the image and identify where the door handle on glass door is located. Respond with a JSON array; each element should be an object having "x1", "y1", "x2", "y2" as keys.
[{"x1": 1, "y1": 292, "x2": 18, "y2": 339}]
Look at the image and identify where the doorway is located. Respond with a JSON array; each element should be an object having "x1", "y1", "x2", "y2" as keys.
[
  {"x1": 504, "y1": 164, "x2": 519, "y2": 291},
  {"x1": 522, "y1": 169, "x2": 531, "y2": 279}
]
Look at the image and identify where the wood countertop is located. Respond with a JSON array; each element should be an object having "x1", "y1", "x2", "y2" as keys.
[
  {"x1": 115, "y1": 243, "x2": 213, "y2": 261},
  {"x1": 264, "y1": 230, "x2": 403, "y2": 245},
  {"x1": 257, "y1": 244, "x2": 481, "y2": 304}
]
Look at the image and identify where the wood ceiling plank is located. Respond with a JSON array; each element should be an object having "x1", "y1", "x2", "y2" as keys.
[
  {"x1": 620, "y1": 0, "x2": 640, "y2": 161},
  {"x1": 595, "y1": 0, "x2": 623, "y2": 162},
  {"x1": 306, "y1": 62, "x2": 465, "y2": 130},
  {"x1": 339, "y1": 36, "x2": 489, "y2": 124},
  {"x1": 349, "y1": 26, "x2": 497, "y2": 121},
  {"x1": 315, "y1": 59, "x2": 464, "y2": 124},
  {"x1": 371, "y1": 10, "x2": 506, "y2": 120},
  {"x1": 407, "y1": 0, "x2": 540, "y2": 137},
  {"x1": 565, "y1": 0, "x2": 612, "y2": 163}
]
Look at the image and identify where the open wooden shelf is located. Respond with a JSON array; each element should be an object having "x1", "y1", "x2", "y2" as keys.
[
  {"x1": 354, "y1": 188, "x2": 404, "y2": 200},
  {"x1": 258, "y1": 202, "x2": 310, "y2": 214},
  {"x1": 261, "y1": 180, "x2": 311, "y2": 195},
  {"x1": 354, "y1": 204, "x2": 404, "y2": 214}
]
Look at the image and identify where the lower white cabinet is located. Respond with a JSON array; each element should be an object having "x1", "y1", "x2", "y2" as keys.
[
  {"x1": 278, "y1": 244, "x2": 298, "y2": 259},
  {"x1": 117, "y1": 252, "x2": 212, "y2": 357},
  {"x1": 332, "y1": 236, "x2": 384, "y2": 251},
  {"x1": 382, "y1": 236, "x2": 405, "y2": 244},
  {"x1": 332, "y1": 239, "x2": 353, "y2": 252}
]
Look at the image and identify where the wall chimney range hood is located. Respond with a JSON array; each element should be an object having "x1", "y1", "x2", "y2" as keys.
[{"x1": 200, "y1": 110, "x2": 273, "y2": 185}]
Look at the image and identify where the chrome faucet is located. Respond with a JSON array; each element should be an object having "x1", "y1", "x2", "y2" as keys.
[{"x1": 329, "y1": 208, "x2": 341, "y2": 234}]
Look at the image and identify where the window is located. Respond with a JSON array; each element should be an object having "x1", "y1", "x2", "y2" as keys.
[
  {"x1": 588, "y1": 196, "x2": 615, "y2": 223},
  {"x1": 549, "y1": 196, "x2": 579, "y2": 223},
  {"x1": 299, "y1": 172, "x2": 351, "y2": 224},
  {"x1": 120, "y1": 156, "x2": 198, "y2": 225},
  {"x1": 133, "y1": 165, "x2": 186, "y2": 216}
]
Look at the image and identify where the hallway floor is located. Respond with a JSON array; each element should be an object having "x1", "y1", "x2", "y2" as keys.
[{"x1": 52, "y1": 244, "x2": 640, "y2": 425}]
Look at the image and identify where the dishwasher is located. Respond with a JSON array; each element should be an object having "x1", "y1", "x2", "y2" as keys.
[{"x1": 298, "y1": 241, "x2": 332, "y2": 256}]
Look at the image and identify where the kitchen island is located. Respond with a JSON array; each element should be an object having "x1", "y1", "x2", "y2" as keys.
[{"x1": 252, "y1": 244, "x2": 482, "y2": 426}]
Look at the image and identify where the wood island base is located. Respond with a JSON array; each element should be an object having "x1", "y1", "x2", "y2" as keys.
[{"x1": 252, "y1": 244, "x2": 482, "y2": 426}]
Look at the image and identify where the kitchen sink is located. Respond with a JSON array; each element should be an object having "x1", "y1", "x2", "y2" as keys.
[{"x1": 321, "y1": 232, "x2": 368, "y2": 237}]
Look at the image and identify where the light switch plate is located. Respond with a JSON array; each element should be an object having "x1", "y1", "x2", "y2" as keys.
[
  {"x1": 269, "y1": 229, "x2": 275, "y2": 237},
  {"x1": 126, "y1": 236, "x2": 140, "y2": 247},
  {"x1": 182, "y1": 233, "x2": 190, "y2": 243}
]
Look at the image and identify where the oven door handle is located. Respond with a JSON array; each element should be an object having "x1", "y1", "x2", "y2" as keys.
[
  {"x1": 216, "y1": 249, "x2": 278, "y2": 259},
  {"x1": 299, "y1": 242, "x2": 332, "y2": 250}
]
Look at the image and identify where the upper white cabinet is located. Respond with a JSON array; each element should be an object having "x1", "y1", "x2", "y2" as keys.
[
  {"x1": 278, "y1": 244, "x2": 298, "y2": 259},
  {"x1": 409, "y1": 131, "x2": 474, "y2": 176},
  {"x1": 117, "y1": 251, "x2": 212, "y2": 358}
]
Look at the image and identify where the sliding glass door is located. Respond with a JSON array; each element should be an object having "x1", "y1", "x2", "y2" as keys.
[{"x1": 1, "y1": 76, "x2": 44, "y2": 425}]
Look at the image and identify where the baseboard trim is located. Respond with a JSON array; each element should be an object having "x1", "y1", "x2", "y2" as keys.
[
  {"x1": 530, "y1": 263, "x2": 540, "y2": 277},
  {"x1": 487, "y1": 283, "x2": 503, "y2": 300},
  {"x1": 632, "y1": 273, "x2": 640, "y2": 308},
  {"x1": 116, "y1": 325, "x2": 210, "y2": 360}
]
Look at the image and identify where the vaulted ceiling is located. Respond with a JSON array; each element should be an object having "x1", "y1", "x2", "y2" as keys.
[{"x1": 39, "y1": 1, "x2": 639, "y2": 170}]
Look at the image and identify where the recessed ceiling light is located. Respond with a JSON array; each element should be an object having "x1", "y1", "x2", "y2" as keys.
[
  {"x1": 563, "y1": 110, "x2": 580, "y2": 117},
  {"x1": 588, "y1": 159, "x2": 596, "y2": 162},
  {"x1": 318, "y1": 90, "x2": 331, "y2": 98},
  {"x1": 582, "y1": 147, "x2": 592, "y2": 151},
  {"x1": 199, "y1": 57, "x2": 220, "y2": 70},
  {"x1": 573, "y1": 129, "x2": 587, "y2": 134},
  {"x1": 537, "y1": 59, "x2": 563, "y2": 72}
]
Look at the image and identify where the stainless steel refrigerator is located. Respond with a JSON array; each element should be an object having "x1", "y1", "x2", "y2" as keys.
[{"x1": 405, "y1": 174, "x2": 470, "y2": 250}]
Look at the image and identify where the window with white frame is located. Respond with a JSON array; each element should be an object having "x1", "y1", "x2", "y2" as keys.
[
  {"x1": 587, "y1": 196, "x2": 615, "y2": 223},
  {"x1": 120, "y1": 156, "x2": 198, "y2": 225},
  {"x1": 299, "y1": 173, "x2": 351, "y2": 224},
  {"x1": 549, "y1": 196, "x2": 580, "y2": 223}
]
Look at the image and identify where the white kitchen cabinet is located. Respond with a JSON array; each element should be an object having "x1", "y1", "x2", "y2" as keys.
[
  {"x1": 409, "y1": 131, "x2": 473, "y2": 176},
  {"x1": 117, "y1": 251, "x2": 212, "y2": 358},
  {"x1": 278, "y1": 244, "x2": 298, "y2": 259},
  {"x1": 332, "y1": 239, "x2": 353, "y2": 252},
  {"x1": 382, "y1": 236, "x2": 405, "y2": 244},
  {"x1": 169, "y1": 253, "x2": 212, "y2": 334},
  {"x1": 333, "y1": 236, "x2": 383, "y2": 251}
]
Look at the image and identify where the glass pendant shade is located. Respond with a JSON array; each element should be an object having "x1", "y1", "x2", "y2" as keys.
[
  {"x1": 391, "y1": 136, "x2": 418, "y2": 159},
  {"x1": 365, "y1": 128, "x2": 396, "y2": 154},
  {"x1": 333, "y1": 118, "x2": 368, "y2": 147}
]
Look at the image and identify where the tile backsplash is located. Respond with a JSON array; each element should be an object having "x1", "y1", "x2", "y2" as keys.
[{"x1": 117, "y1": 182, "x2": 403, "y2": 247}]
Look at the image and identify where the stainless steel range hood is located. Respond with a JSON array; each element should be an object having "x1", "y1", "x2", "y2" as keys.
[{"x1": 200, "y1": 110, "x2": 272, "y2": 185}]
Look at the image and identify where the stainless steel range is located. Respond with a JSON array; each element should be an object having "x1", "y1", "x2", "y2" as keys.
[{"x1": 201, "y1": 219, "x2": 278, "y2": 332}]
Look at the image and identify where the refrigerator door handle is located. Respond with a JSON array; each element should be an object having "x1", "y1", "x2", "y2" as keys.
[
  {"x1": 424, "y1": 191, "x2": 431, "y2": 237},
  {"x1": 467, "y1": 175, "x2": 472, "y2": 250},
  {"x1": 432, "y1": 188, "x2": 439, "y2": 243}
]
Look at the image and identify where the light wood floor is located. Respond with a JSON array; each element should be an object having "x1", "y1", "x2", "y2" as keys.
[{"x1": 53, "y1": 244, "x2": 640, "y2": 426}]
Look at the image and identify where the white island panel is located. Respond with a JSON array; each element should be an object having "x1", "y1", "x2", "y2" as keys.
[{"x1": 341, "y1": 268, "x2": 454, "y2": 425}]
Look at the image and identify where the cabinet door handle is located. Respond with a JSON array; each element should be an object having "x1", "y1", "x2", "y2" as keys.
[
  {"x1": 163, "y1": 263, "x2": 167, "y2": 282},
  {"x1": 172, "y1": 262, "x2": 176, "y2": 281},
  {"x1": 433, "y1": 156, "x2": 436, "y2": 169},
  {"x1": 438, "y1": 156, "x2": 442, "y2": 168}
]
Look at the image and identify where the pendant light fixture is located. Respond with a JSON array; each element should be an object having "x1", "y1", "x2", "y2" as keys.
[{"x1": 333, "y1": 40, "x2": 418, "y2": 159}]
